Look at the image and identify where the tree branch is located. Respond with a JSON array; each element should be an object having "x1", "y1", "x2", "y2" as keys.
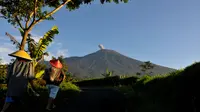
[
  {"x1": 34, "y1": 0, "x2": 38, "y2": 21},
  {"x1": 5, "y1": 32, "x2": 21, "y2": 48},
  {"x1": 15, "y1": 16, "x2": 24, "y2": 29},
  {"x1": 35, "y1": 0, "x2": 72, "y2": 24},
  {"x1": 25, "y1": 0, "x2": 38, "y2": 28},
  {"x1": 45, "y1": 0, "x2": 57, "y2": 5}
]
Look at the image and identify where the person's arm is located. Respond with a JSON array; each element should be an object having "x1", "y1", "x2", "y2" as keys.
[
  {"x1": 29, "y1": 79, "x2": 40, "y2": 96},
  {"x1": 6, "y1": 61, "x2": 15, "y2": 84},
  {"x1": 28, "y1": 62, "x2": 40, "y2": 96},
  {"x1": 60, "y1": 70, "x2": 66, "y2": 82}
]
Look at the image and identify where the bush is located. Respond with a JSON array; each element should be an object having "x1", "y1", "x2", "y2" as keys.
[
  {"x1": 119, "y1": 76, "x2": 139, "y2": 85},
  {"x1": 59, "y1": 81, "x2": 80, "y2": 91},
  {"x1": 118, "y1": 65, "x2": 200, "y2": 112},
  {"x1": 74, "y1": 76, "x2": 121, "y2": 87},
  {"x1": 0, "y1": 80, "x2": 81, "y2": 112}
]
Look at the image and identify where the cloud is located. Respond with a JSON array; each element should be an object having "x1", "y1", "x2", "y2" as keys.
[
  {"x1": 0, "y1": 43, "x2": 16, "y2": 64},
  {"x1": 0, "y1": 56, "x2": 10, "y2": 64},
  {"x1": 44, "y1": 41, "x2": 69, "y2": 61},
  {"x1": 44, "y1": 52, "x2": 53, "y2": 61},
  {"x1": 14, "y1": 35, "x2": 42, "y2": 43},
  {"x1": 0, "y1": 47, "x2": 14, "y2": 53},
  {"x1": 29, "y1": 32, "x2": 43, "y2": 42},
  {"x1": 0, "y1": 36, "x2": 8, "y2": 41},
  {"x1": 44, "y1": 49, "x2": 69, "y2": 61},
  {"x1": 56, "y1": 49, "x2": 69, "y2": 57}
]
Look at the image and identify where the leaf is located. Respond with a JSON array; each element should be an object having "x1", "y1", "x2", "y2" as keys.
[
  {"x1": 18, "y1": 28, "x2": 24, "y2": 37},
  {"x1": 35, "y1": 70, "x2": 45, "y2": 79},
  {"x1": 35, "y1": 26, "x2": 59, "y2": 59},
  {"x1": 5, "y1": 32, "x2": 21, "y2": 49}
]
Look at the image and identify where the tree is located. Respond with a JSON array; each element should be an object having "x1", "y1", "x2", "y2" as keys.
[
  {"x1": 0, "y1": 58, "x2": 2, "y2": 65},
  {"x1": 6, "y1": 26, "x2": 58, "y2": 67},
  {"x1": 0, "y1": 0, "x2": 128, "y2": 51},
  {"x1": 5, "y1": 26, "x2": 58, "y2": 79},
  {"x1": 140, "y1": 61, "x2": 154, "y2": 75},
  {"x1": 136, "y1": 72, "x2": 141, "y2": 76},
  {"x1": 101, "y1": 68, "x2": 113, "y2": 78}
]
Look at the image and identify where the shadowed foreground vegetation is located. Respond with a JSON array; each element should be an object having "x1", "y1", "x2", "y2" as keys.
[
  {"x1": 0, "y1": 82, "x2": 81, "y2": 112},
  {"x1": 0, "y1": 62, "x2": 200, "y2": 112}
]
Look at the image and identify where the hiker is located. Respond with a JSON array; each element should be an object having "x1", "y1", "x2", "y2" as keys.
[
  {"x1": 0, "y1": 50, "x2": 39, "y2": 112},
  {"x1": 42, "y1": 59, "x2": 66, "y2": 111}
]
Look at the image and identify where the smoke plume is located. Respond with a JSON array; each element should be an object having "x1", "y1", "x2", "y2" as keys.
[{"x1": 98, "y1": 44, "x2": 105, "y2": 50}]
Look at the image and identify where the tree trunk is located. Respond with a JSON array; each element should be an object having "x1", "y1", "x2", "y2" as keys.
[{"x1": 20, "y1": 30, "x2": 29, "y2": 50}]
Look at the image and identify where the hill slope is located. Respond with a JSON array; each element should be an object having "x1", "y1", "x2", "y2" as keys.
[{"x1": 45, "y1": 49, "x2": 176, "y2": 78}]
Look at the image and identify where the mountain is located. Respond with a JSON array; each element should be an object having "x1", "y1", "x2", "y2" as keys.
[{"x1": 45, "y1": 49, "x2": 176, "y2": 78}]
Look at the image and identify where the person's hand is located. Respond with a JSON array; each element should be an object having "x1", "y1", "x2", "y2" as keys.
[
  {"x1": 34, "y1": 92, "x2": 40, "y2": 97},
  {"x1": 32, "y1": 90, "x2": 40, "y2": 97}
]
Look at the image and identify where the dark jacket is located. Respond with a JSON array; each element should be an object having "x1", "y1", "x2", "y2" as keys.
[{"x1": 43, "y1": 68, "x2": 65, "y2": 86}]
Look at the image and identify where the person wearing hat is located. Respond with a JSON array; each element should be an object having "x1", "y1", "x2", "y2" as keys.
[
  {"x1": 0, "y1": 50, "x2": 39, "y2": 112},
  {"x1": 42, "y1": 59, "x2": 66, "y2": 111}
]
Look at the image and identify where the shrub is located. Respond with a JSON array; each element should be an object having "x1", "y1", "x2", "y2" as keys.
[
  {"x1": 122, "y1": 67, "x2": 199, "y2": 112},
  {"x1": 74, "y1": 76, "x2": 121, "y2": 87},
  {"x1": 119, "y1": 76, "x2": 139, "y2": 85},
  {"x1": 59, "y1": 81, "x2": 80, "y2": 91}
]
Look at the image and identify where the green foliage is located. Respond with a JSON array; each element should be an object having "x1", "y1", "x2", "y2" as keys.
[
  {"x1": 5, "y1": 32, "x2": 21, "y2": 49},
  {"x1": 119, "y1": 76, "x2": 138, "y2": 85},
  {"x1": 136, "y1": 72, "x2": 141, "y2": 76},
  {"x1": 0, "y1": 0, "x2": 128, "y2": 30},
  {"x1": 26, "y1": 26, "x2": 59, "y2": 60},
  {"x1": 65, "y1": 71, "x2": 74, "y2": 82},
  {"x1": 140, "y1": 61, "x2": 154, "y2": 75},
  {"x1": 0, "y1": 80, "x2": 80, "y2": 111},
  {"x1": 0, "y1": 58, "x2": 2, "y2": 64},
  {"x1": 1, "y1": 0, "x2": 129, "y2": 51},
  {"x1": 36, "y1": 26, "x2": 58, "y2": 57},
  {"x1": 0, "y1": 65, "x2": 7, "y2": 83},
  {"x1": 101, "y1": 68, "x2": 114, "y2": 77},
  {"x1": 74, "y1": 76, "x2": 121, "y2": 87},
  {"x1": 59, "y1": 81, "x2": 80, "y2": 91},
  {"x1": 34, "y1": 62, "x2": 46, "y2": 74},
  {"x1": 0, "y1": 75, "x2": 6, "y2": 84},
  {"x1": 116, "y1": 64, "x2": 200, "y2": 112},
  {"x1": 5, "y1": 26, "x2": 58, "y2": 68}
]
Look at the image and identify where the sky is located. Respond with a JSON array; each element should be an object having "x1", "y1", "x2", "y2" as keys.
[{"x1": 1, "y1": 0, "x2": 200, "y2": 69}]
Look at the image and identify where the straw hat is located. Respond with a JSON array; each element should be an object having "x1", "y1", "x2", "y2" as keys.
[
  {"x1": 49, "y1": 59, "x2": 63, "y2": 69},
  {"x1": 8, "y1": 50, "x2": 32, "y2": 61}
]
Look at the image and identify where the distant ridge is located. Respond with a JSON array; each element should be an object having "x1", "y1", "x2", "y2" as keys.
[{"x1": 45, "y1": 49, "x2": 176, "y2": 78}]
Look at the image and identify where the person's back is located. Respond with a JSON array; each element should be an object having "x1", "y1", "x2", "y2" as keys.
[
  {"x1": 1, "y1": 50, "x2": 38, "y2": 112},
  {"x1": 6, "y1": 58, "x2": 34, "y2": 97}
]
